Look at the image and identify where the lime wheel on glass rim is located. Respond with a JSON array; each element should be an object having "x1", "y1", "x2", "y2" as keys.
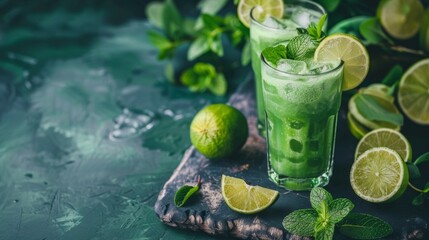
[{"x1": 237, "y1": 0, "x2": 284, "y2": 27}]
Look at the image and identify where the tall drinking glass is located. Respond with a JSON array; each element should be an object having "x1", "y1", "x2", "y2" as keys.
[
  {"x1": 250, "y1": 0, "x2": 326, "y2": 137},
  {"x1": 261, "y1": 54, "x2": 344, "y2": 191}
]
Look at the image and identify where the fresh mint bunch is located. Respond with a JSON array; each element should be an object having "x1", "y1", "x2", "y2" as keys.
[
  {"x1": 180, "y1": 63, "x2": 227, "y2": 96},
  {"x1": 283, "y1": 187, "x2": 392, "y2": 240}
]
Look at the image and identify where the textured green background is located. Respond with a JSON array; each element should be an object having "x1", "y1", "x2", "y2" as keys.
[{"x1": 0, "y1": 1, "x2": 236, "y2": 239}]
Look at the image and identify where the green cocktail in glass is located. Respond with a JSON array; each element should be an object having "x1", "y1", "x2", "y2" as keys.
[
  {"x1": 250, "y1": 0, "x2": 326, "y2": 136},
  {"x1": 261, "y1": 50, "x2": 343, "y2": 190}
]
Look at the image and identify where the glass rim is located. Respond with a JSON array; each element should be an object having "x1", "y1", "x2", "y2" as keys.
[
  {"x1": 260, "y1": 54, "x2": 344, "y2": 77},
  {"x1": 249, "y1": 0, "x2": 326, "y2": 31}
]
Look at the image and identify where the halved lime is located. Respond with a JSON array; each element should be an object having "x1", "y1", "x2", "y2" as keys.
[
  {"x1": 348, "y1": 93, "x2": 401, "y2": 130},
  {"x1": 314, "y1": 33, "x2": 370, "y2": 91},
  {"x1": 355, "y1": 128, "x2": 412, "y2": 162},
  {"x1": 350, "y1": 147, "x2": 409, "y2": 203},
  {"x1": 398, "y1": 58, "x2": 429, "y2": 125},
  {"x1": 221, "y1": 175, "x2": 279, "y2": 214},
  {"x1": 347, "y1": 112, "x2": 370, "y2": 139},
  {"x1": 377, "y1": 0, "x2": 424, "y2": 40},
  {"x1": 419, "y1": 9, "x2": 429, "y2": 52},
  {"x1": 237, "y1": 0, "x2": 284, "y2": 28}
]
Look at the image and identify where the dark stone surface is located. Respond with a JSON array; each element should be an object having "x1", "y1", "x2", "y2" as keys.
[{"x1": 154, "y1": 76, "x2": 429, "y2": 240}]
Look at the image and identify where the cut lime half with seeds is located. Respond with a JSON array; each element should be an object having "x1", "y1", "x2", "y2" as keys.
[
  {"x1": 221, "y1": 175, "x2": 279, "y2": 214},
  {"x1": 350, "y1": 147, "x2": 409, "y2": 203}
]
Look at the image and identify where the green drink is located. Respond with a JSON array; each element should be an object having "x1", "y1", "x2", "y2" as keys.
[
  {"x1": 261, "y1": 54, "x2": 343, "y2": 190},
  {"x1": 250, "y1": 0, "x2": 326, "y2": 136}
]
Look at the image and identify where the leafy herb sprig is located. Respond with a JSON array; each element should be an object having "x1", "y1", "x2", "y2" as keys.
[
  {"x1": 146, "y1": 0, "x2": 249, "y2": 95},
  {"x1": 283, "y1": 187, "x2": 392, "y2": 239},
  {"x1": 262, "y1": 14, "x2": 327, "y2": 65},
  {"x1": 174, "y1": 175, "x2": 202, "y2": 207}
]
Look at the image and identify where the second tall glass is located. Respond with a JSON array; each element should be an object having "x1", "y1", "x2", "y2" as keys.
[{"x1": 250, "y1": 0, "x2": 326, "y2": 136}]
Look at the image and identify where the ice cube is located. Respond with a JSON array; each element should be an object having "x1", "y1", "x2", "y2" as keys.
[
  {"x1": 262, "y1": 16, "x2": 288, "y2": 29},
  {"x1": 276, "y1": 59, "x2": 307, "y2": 74},
  {"x1": 306, "y1": 60, "x2": 341, "y2": 74}
]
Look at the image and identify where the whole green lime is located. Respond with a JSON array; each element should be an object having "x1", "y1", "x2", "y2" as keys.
[{"x1": 190, "y1": 104, "x2": 248, "y2": 159}]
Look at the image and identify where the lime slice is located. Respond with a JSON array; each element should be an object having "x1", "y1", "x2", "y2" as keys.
[
  {"x1": 221, "y1": 175, "x2": 279, "y2": 214},
  {"x1": 314, "y1": 33, "x2": 370, "y2": 91},
  {"x1": 237, "y1": 0, "x2": 284, "y2": 28},
  {"x1": 359, "y1": 83, "x2": 394, "y2": 104},
  {"x1": 355, "y1": 128, "x2": 412, "y2": 162},
  {"x1": 398, "y1": 58, "x2": 429, "y2": 125},
  {"x1": 419, "y1": 9, "x2": 429, "y2": 52},
  {"x1": 350, "y1": 147, "x2": 409, "y2": 203},
  {"x1": 377, "y1": 0, "x2": 424, "y2": 40},
  {"x1": 347, "y1": 112, "x2": 370, "y2": 139},
  {"x1": 348, "y1": 93, "x2": 401, "y2": 131}
]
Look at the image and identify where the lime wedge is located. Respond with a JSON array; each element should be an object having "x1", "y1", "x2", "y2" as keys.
[
  {"x1": 350, "y1": 147, "x2": 409, "y2": 203},
  {"x1": 314, "y1": 33, "x2": 370, "y2": 91},
  {"x1": 347, "y1": 112, "x2": 370, "y2": 139},
  {"x1": 398, "y1": 58, "x2": 429, "y2": 125},
  {"x1": 237, "y1": 0, "x2": 284, "y2": 28},
  {"x1": 355, "y1": 128, "x2": 412, "y2": 162},
  {"x1": 420, "y1": 9, "x2": 429, "y2": 52},
  {"x1": 221, "y1": 175, "x2": 279, "y2": 214},
  {"x1": 348, "y1": 93, "x2": 401, "y2": 130},
  {"x1": 377, "y1": 0, "x2": 424, "y2": 40}
]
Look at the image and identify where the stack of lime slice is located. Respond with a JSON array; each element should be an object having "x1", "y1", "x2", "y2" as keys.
[
  {"x1": 350, "y1": 128, "x2": 411, "y2": 203},
  {"x1": 347, "y1": 84, "x2": 402, "y2": 139}
]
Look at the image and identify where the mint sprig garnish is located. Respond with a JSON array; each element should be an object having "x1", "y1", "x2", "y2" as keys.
[
  {"x1": 262, "y1": 45, "x2": 287, "y2": 66},
  {"x1": 286, "y1": 34, "x2": 315, "y2": 60},
  {"x1": 297, "y1": 13, "x2": 327, "y2": 43},
  {"x1": 283, "y1": 187, "x2": 392, "y2": 239}
]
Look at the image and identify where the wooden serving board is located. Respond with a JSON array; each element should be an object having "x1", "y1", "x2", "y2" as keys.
[{"x1": 154, "y1": 76, "x2": 428, "y2": 240}]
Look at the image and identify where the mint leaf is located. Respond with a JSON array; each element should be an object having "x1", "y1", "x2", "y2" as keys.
[
  {"x1": 412, "y1": 193, "x2": 426, "y2": 206},
  {"x1": 329, "y1": 16, "x2": 369, "y2": 37},
  {"x1": 162, "y1": 0, "x2": 183, "y2": 39},
  {"x1": 315, "y1": 221, "x2": 335, "y2": 240},
  {"x1": 310, "y1": 187, "x2": 333, "y2": 214},
  {"x1": 407, "y1": 163, "x2": 421, "y2": 179},
  {"x1": 414, "y1": 152, "x2": 429, "y2": 166},
  {"x1": 338, "y1": 213, "x2": 393, "y2": 239},
  {"x1": 359, "y1": 17, "x2": 393, "y2": 45},
  {"x1": 174, "y1": 185, "x2": 200, "y2": 207},
  {"x1": 262, "y1": 45, "x2": 287, "y2": 66},
  {"x1": 317, "y1": 14, "x2": 328, "y2": 39},
  {"x1": 316, "y1": 0, "x2": 340, "y2": 12},
  {"x1": 146, "y1": 2, "x2": 165, "y2": 29},
  {"x1": 382, "y1": 65, "x2": 403, "y2": 87},
  {"x1": 198, "y1": 0, "x2": 228, "y2": 15},
  {"x1": 209, "y1": 33, "x2": 224, "y2": 57},
  {"x1": 287, "y1": 34, "x2": 315, "y2": 60},
  {"x1": 188, "y1": 36, "x2": 210, "y2": 60},
  {"x1": 208, "y1": 73, "x2": 227, "y2": 96},
  {"x1": 282, "y1": 209, "x2": 318, "y2": 236},
  {"x1": 328, "y1": 198, "x2": 354, "y2": 223},
  {"x1": 241, "y1": 40, "x2": 251, "y2": 66},
  {"x1": 354, "y1": 93, "x2": 404, "y2": 126}
]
